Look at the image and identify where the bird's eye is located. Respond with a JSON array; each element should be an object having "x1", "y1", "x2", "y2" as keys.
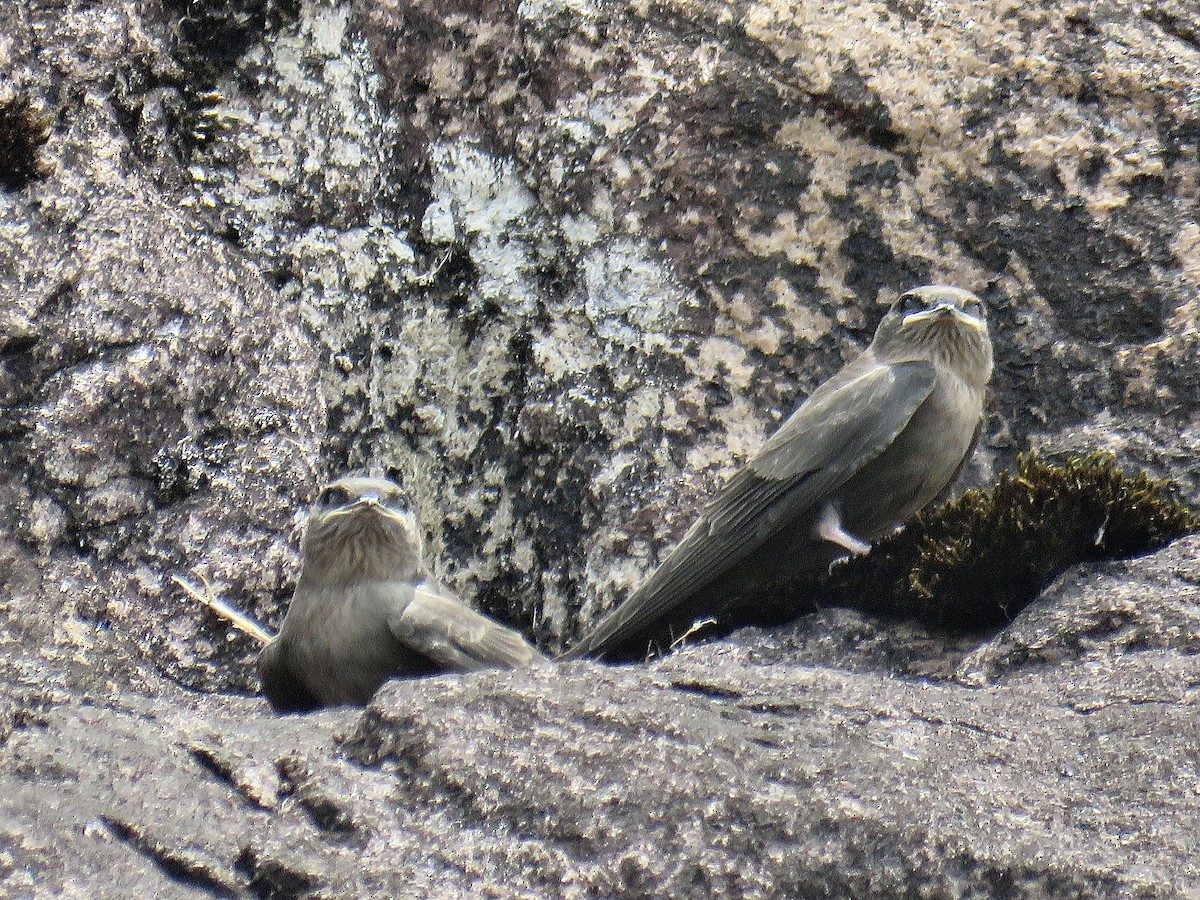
[
  {"x1": 896, "y1": 293, "x2": 925, "y2": 315},
  {"x1": 383, "y1": 490, "x2": 411, "y2": 513},
  {"x1": 963, "y1": 299, "x2": 984, "y2": 318},
  {"x1": 317, "y1": 485, "x2": 351, "y2": 507}
]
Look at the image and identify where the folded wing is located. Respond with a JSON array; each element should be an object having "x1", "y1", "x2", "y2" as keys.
[
  {"x1": 564, "y1": 359, "x2": 937, "y2": 659},
  {"x1": 390, "y1": 581, "x2": 546, "y2": 672}
]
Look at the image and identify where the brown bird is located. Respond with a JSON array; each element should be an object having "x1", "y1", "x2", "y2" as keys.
[
  {"x1": 258, "y1": 476, "x2": 545, "y2": 712},
  {"x1": 563, "y1": 286, "x2": 994, "y2": 661}
]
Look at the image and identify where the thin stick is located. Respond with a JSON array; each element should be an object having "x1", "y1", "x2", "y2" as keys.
[
  {"x1": 667, "y1": 617, "x2": 718, "y2": 653},
  {"x1": 173, "y1": 573, "x2": 275, "y2": 646}
]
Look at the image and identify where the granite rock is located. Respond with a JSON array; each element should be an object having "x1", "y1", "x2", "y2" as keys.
[
  {"x1": 1, "y1": 0, "x2": 1199, "y2": 894},
  {"x1": 2, "y1": 539, "x2": 1199, "y2": 896}
]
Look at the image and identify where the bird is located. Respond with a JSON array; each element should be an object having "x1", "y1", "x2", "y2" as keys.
[
  {"x1": 258, "y1": 475, "x2": 545, "y2": 712},
  {"x1": 563, "y1": 285, "x2": 994, "y2": 662}
]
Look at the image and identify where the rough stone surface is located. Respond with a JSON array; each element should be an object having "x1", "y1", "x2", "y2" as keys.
[
  {"x1": 2, "y1": 0, "x2": 1199, "y2": 895},
  {"x1": 3, "y1": 539, "x2": 1200, "y2": 897}
]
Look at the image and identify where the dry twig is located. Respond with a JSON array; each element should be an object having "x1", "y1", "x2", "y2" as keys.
[{"x1": 173, "y1": 573, "x2": 275, "y2": 646}]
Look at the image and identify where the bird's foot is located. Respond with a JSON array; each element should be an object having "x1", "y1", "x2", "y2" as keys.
[
  {"x1": 827, "y1": 554, "x2": 852, "y2": 576},
  {"x1": 814, "y1": 503, "x2": 872, "y2": 556}
]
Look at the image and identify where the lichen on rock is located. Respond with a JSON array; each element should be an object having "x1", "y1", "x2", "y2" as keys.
[{"x1": 4, "y1": 0, "x2": 1200, "y2": 893}]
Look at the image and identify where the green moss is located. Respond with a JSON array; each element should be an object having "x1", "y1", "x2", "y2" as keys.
[
  {"x1": 0, "y1": 92, "x2": 51, "y2": 189},
  {"x1": 825, "y1": 452, "x2": 1200, "y2": 630}
]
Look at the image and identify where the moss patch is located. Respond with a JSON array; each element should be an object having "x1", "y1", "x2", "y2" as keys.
[{"x1": 825, "y1": 452, "x2": 1200, "y2": 631}]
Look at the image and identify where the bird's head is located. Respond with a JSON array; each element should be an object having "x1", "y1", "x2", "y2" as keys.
[
  {"x1": 871, "y1": 285, "x2": 993, "y2": 389},
  {"x1": 301, "y1": 476, "x2": 423, "y2": 584}
]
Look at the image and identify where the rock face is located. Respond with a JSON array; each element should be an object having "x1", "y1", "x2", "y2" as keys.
[
  {"x1": 3, "y1": 538, "x2": 1200, "y2": 896},
  {"x1": 1, "y1": 0, "x2": 1199, "y2": 895}
]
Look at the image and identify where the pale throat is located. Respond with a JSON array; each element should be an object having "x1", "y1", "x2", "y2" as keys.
[{"x1": 303, "y1": 515, "x2": 422, "y2": 584}]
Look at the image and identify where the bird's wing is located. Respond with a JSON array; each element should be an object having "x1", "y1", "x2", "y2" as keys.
[
  {"x1": 388, "y1": 580, "x2": 546, "y2": 672},
  {"x1": 257, "y1": 639, "x2": 322, "y2": 714},
  {"x1": 747, "y1": 358, "x2": 936, "y2": 482},
  {"x1": 564, "y1": 359, "x2": 937, "y2": 659}
]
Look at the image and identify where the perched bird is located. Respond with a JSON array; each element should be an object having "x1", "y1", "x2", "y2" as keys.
[
  {"x1": 258, "y1": 476, "x2": 545, "y2": 712},
  {"x1": 564, "y1": 285, "x2": 994, "y2": 661}
]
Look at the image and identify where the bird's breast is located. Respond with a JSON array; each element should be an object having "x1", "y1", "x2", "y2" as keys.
[
  {"x1": 276, "y1": 580, "x2": 427, "y2": 707},
  {"x1": 834, "y1": 370, "x2": 983, "y2": 540}
]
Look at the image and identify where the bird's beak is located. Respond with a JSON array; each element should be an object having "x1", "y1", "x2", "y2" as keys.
[
  {"x1": 352, "y1": 495, "x2": 384, "y2": 515},
  {"x1": 327, "y1": 494, "x2": 382, "y2": 520},
  {"x1": 357, "y1": 496, "x2": 414, "y2": 532},
  {"x1": 903, "y1": 302, "x2": 985, "y2": 331}
]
